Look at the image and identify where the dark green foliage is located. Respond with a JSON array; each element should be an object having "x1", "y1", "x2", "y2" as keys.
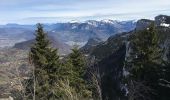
[
  {"x1": 125, "y1": 24, "x2": 163, "y2": 100},
  {"x1": 67, "y1": 46, "x2": 92, "y2": 98},
  {"x1": 26, "y1": 23, "x2": 61, "y2": 99},
  {"x1": 130, "y1": 24, "x2": 162, "y2": 79},
  {"x1": 69, "y1": 46, "x2": 86, "y2": 77},
  {"x1": 25, "y1": 24, "x2": 92, "y2": 99}
]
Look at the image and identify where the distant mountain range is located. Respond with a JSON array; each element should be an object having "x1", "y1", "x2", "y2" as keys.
[
  {"x1": 82, "y1": 15, "x2": 170, "y2": 60},
  {"x1": 48, "y1": 20, "x2": 136, "y2": 43},
  {"x1": 0, "y1": 20, "x2": 136, "y2": 50}
]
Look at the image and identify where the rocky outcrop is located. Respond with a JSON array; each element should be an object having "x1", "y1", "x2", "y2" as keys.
[
  {"x1": 136, "y1": 19, "x2": 153, "y2": 31},
  {"x1": 155, "y1": 15, "x2": 170, "y2": 27}
]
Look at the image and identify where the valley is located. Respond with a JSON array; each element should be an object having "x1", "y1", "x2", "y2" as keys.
[{"x1": 0, "y1": 15, "x2": 170, "y2": 100}]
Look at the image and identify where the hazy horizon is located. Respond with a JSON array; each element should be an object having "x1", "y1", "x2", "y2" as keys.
[{"x1": 0, "y1": 0, "x2": 170, "y2": 24}]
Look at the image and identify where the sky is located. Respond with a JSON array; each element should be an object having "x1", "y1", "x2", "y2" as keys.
[{"x1": 0, "y1": 0, "x2": 170, "y2": 24}]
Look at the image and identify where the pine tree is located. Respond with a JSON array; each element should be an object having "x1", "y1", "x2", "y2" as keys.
[
  {"x1": 125, "y1": 24, "x2": 163, "y2": 100},
  {"x1": 26, "y1": 23, "x2": 61, "y2": 99},
  {"x1": 67, "y1": 46, "x2": 92, "y2": 98}
]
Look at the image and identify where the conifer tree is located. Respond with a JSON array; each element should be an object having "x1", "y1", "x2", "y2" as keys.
[
  {"x1": 125, "y1": 24, "x2": 163, "y2": 100},
  {"x1": 67, "y1": 46, "x2": 92, "y2": 98},
  {"x1": 26, "y1": 23, "x2": 61, "y2": 99}
]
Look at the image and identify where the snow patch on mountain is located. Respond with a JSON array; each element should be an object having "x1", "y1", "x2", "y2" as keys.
[
  {"x1": 86, "y1": 20, "x2": 98, "y2": 27},
  {"x1": 101, "y1": 19, "x2": 117, "y2": 24},
  {"x1": 160, "y1": 23, "x2": 170, "y2": 27}
]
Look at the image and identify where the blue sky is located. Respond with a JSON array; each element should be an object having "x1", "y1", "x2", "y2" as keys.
[{"x1": 0, "y1": 0, "x2": 170, "y2": 24}]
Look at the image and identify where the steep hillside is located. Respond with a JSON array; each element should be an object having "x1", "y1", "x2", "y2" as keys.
[
  {"x1": 80, "y1": 37, "x2": 103, "y2": 54},
  {"x1": 82, "y1": 15, "x2": 170, "y2": 100},
  {"x1": 88, "y1": 32, "x2": 130, "y2": 60},
  {"x1": 13, "y1": 36, "x2": 71, "y2": 55},
  {"x1": 98, "y1": 45, "x2": 126, "y2": 100}
]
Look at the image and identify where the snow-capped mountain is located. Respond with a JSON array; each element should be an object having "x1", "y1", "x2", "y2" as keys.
[
  {"x1": 49, "y1": 20, "x2": 136, "y2": 43},
  {"x1": 0, "y1": 19, "x2": 136, "y2": 49}
]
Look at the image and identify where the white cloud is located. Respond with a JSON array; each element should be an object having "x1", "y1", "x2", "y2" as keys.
[{"x1": 0, "y1": 0, "x2": 170, "y2": 24}]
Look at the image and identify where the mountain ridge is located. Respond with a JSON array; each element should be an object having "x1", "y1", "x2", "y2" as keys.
[{"x1": 81, "y1": 14, "x2": 170, "y2": 100}]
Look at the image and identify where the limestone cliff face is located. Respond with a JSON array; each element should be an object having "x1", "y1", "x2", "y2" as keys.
[
  {"x1": 97, "y1": 45, "x2": 126, "y2": 100},
  {"x1": 82, "y1": 15, "x2": 170, "y2": 100}
]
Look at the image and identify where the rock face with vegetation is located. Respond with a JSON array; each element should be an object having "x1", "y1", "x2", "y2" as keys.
[
  {"x1": 81, "y1": 15, "x2": 170, "y2": 100},
  {"x1": 97, "y1": 45, "x2": 126, "y2": 100}
]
